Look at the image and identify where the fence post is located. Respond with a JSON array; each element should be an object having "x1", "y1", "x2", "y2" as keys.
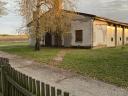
[{"x1": 0, "y1": 57, "x2": 9, "y2": 96}]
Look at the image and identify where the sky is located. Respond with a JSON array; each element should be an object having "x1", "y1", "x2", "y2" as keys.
[
  {"x1": 0, "y1": 0, "x2": 23, "y2": 35},
  {"x1": 76, "y1": 0, "x2": 128, "y2": 23},
  {"x1": 0, "y1": 0, "x2": 128, "y2": 34}
]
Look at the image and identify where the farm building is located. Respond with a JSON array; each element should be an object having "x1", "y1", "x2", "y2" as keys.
[{"x1": 29, "y1": 11, "x2": 128, "y2": 48}]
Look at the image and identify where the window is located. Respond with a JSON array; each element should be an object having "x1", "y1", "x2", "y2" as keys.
[
  {"x1": 75, "y1": 30, "x2": 83, "y2": 42},
  {"x1": 120, "y1": 37, "x2": 122, "y2": 41},
  {"x1": 111, "y1": 37, "x2": 114, "y2": 42}
]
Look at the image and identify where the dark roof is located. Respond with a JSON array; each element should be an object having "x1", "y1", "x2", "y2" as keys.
[
  {"x1": 28, "y1": 10, "x2": 128, "y2": 27},
  {"x1": 72, "y1": 11, "x2": 128, "y2": 27}
]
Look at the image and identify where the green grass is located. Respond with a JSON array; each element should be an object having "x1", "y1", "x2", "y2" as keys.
[
  {"x1": 0, "y1": 42, "x2": 28, "y2": 46},
  {"x1": 0, "y1": 42, "x2": 128, "y2": 88},
  {"x1": 58, "y1": 47, "x2": 128, "y2": 88},
  {"x1": 0, "y1": 42, "x2": 60, "y2": 63}
]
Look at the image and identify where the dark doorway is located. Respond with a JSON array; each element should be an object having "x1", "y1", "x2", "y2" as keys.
[
  {"x1": 45, "y1": 32, "x2": 52, "y2": 47},
  {"x1": 54, "y1": 33, "x2": 62, "y2": 47}
]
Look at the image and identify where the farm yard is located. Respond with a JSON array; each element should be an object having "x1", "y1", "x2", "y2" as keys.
[
  {"x1": 1, "y1": 0, "x2": 128, "y2": 95},
  {"x1": 0, "y1": 42, "x2": 128, "y2": 88}
]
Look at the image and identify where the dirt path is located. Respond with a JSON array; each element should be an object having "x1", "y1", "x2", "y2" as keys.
[
  {"x1": 49, "y1": 49, "x2": 70, "y2": 66},
  {"x1": 0, "y1": 51, "x2": 128, "y2": 96}
]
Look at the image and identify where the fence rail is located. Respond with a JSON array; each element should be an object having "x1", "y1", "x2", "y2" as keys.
[{"x1": 0, "y1": 57, "x2": 70, "y2": 96}]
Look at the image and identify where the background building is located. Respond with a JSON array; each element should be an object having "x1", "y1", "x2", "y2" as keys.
[{"x1": 29, "y1": 11, "x2": 128, "y2": 48}]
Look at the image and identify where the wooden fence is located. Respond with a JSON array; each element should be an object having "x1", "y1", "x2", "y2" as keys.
[{"x1": 0, "y1": 57, "x2": 70, "y2": 96}]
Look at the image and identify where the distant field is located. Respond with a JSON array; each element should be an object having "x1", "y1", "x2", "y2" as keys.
[{"x1": 0, "y1": 35, "x2": 28, "y2": 42}]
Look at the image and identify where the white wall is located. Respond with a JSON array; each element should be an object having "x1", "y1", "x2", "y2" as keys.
[
  {"x1": 70, "y1": 15, "x2": 93, "y2": 47},
  {"x1": 124, "y1": 28, "x2": 128, "y2": 45},
  {"x1": 28, "y1": 27, "x2": 36, "y2": 46},
  {"x1": 29, "y1": 38, "x2": 36, "y2": 46},
  {"x1": 107, "y1": 26, "x2": 116, "y2": 47},
  {"x1": 117, "y1": 27, "x2": 123, "y2": 46},
  {"x1": 93, "y1": 20, "x2": 107, "y2": 47},
  {"x1": 63, "y1": 33, "x2": 72, "y2": 47}
]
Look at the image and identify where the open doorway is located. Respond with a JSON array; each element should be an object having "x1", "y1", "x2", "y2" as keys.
[{"x1": 45, "y1": 32, "x2": 52, "y2": 47}]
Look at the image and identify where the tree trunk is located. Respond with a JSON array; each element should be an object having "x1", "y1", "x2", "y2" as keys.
[
  {"x1": 34, "y1": 0, "x2": 41, "y2": 51},
  {"x1": 35, "y1": 38, "x2": 40, "y2": 51},
  {"x1": 55, "y1": 33, "x2": 62, "y2": 47}
]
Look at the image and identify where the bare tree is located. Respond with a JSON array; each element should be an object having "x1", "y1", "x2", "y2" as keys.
[
  {"x1": 0, "y1": 0, "x2": 7, "y2": 16},
  {"x1": 20, "y1": 0, "x2": 75, "y2": 51}
]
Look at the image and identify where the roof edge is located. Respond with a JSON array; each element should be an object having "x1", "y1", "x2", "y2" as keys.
[{"x1": 69, "y1": 10, "x2": 128, "y2": 27}]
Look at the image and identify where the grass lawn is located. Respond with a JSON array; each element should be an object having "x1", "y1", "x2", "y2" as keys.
[
  {"x1": 59, "y1": 47, "x2": 128, "y2": 88},
  {"x1": 0, "y1": 42, "x2": 60, "y2": 63},
  {"x1": 0, "y1": 42, "x2": 128, "y2": 88},
  {"x1": 0, "y1": 42, "x2": 28, "y2": 46}
]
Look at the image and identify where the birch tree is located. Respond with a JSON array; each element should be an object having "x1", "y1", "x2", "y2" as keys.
[{"x1": 20, "y1": 0, "x2": 75, "y2": 51}]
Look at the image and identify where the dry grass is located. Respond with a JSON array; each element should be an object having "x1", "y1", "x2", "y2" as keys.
[{"x1": 0, "y1": 35, "x2": 28, "y2": 42}]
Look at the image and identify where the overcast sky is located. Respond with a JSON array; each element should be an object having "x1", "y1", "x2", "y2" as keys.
[
  {"x1": 0, "y1": 0, "x2": 128, "y2": 34},
  {"x1": 76, "y1": 0, "x2": 128, "y2": 23},
  {"x1": 0, "y1": 0, "x2": 23, "y2": 35}
]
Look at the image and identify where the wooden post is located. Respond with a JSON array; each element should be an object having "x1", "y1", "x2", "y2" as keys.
[
  {"x1": 57, "y1": 89, "x2": 62, "y2": 96},
  {"x1": 41, "y1": 82, "x2": 45, "y2": 96},
  {"x1": 36, "y1": 80, "x2": 40, "y2": 96},
  {"x1": 29, "y1": 77, "x2": 32, "y2": 92},
  {"x1": 64, "y1": 92, "x2": 70, "y2": 96},
  {"x1": 0, "y1": 57, "x2": 9, "y2": 96},
  {"x1": 46, "y1": 84, "x2": 50, "y2": 96},
  {"x1": 51, "y1": 87, "x2": 55, "y2": 96},
  {"x1": 32, "y1": 78, "x2": 36, "y2": 94},
  {"x1": 1, "y1": 65, "x2": 6, "y2": 96}
]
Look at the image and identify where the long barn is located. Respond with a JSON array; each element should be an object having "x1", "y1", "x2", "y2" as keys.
[{"x1": 29, "y1": 11, "x2": 128, "y2": 48}]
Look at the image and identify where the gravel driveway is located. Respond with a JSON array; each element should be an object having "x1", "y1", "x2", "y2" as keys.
[{"x1": 0, "y1": 51, "x2": 128, "y2": 96}]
